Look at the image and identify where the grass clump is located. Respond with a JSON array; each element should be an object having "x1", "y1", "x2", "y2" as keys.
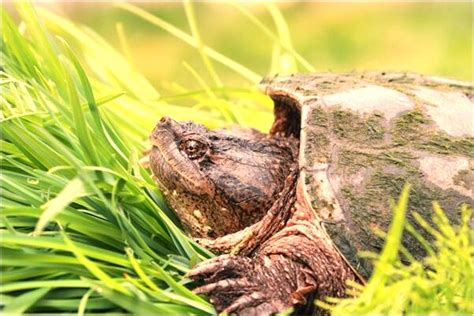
[
  {"x1": 1, "y1": 2, "x2": 218, "y2": 314},
  {"x1": 320, "y1": 185, "x2": 473, "y2": 315}
]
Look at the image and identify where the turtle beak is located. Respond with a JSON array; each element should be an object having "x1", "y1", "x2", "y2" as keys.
[
  {"x1": 142, "y1": 117, "x2": 180, "y2": 169},
  {"x1": 148, "y1": 117, "x2": 216, "y2": 197},
  {"x1": 150, "y1": 116, "x2": 183, "y2": 147}
]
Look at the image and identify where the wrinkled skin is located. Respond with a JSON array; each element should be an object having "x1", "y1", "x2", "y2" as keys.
[
  {"x1": 149, "y1": 117, "x2": 296, "y2": 239},
  {"x1": 149, "y1": 117, "x2": 356, "y2": 315}
]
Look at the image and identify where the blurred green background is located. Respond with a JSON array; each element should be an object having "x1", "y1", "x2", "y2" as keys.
[{"x1": 20, "y1": 1, "x2": 472, "y2": 89}]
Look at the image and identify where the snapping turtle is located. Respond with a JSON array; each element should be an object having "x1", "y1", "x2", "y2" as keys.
[{"x1": 148, "y1": 72, "x2": 473, "y2": 314}]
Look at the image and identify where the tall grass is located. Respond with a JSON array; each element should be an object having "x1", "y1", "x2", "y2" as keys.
[
  {"x1": 1, "y1": 2, "x2": 219, "y2": 314},
  {"x1": 0, "y1": 2, "x2": 302, "y2": 314},
  {"x1": 1, "y1": 2, "x2": 472, "y2": 315}
]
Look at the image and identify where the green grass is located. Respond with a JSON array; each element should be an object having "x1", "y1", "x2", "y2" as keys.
[
  {"x1": 1, "y1": 2, "x2": 472, "y2": 315},
  {"x1": 1, "y1": 2, "x2": 218, "y2": 314}
]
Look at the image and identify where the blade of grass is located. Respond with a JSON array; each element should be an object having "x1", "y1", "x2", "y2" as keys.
[
  {"x1": 1, "y1": 287, "x2": 50, "y2": 316},
  {"x1": 115, "y1": 22, "x2": 133, "y2": 65},
  {"x1": 62, "y1": 232, "x2": 130, "y2": 295},
  {"x1": 0, "y1": 280, "x2": 91, "y2": 293},
  {"x1": 231, "y1": 3, "x2": 315, "y2": 72},
  {"x1": 77, "y1": 288, "x2": 94, "y2": 316},
  {"x1": 116, "y1": 2, "x2": 261, "y2": 83},
  {"x1": 265, "y1": 3, "x2": 298, "y2": 74},
  {"x1": 183, "y1": 0, "x2": 222, "y2": 87},
  {"x1": 34, "y1": 177, "x2": 87, "y2": 235}
]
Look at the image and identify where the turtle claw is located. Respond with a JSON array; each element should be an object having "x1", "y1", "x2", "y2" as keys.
[
  {"x1": 188, "y1": 255, "x2": 252, "y2": 283},
  {"x1": 193, "y1": 278, "x2": 251, "y2": 295},
  {"x1": 188, "y1": 254, "x2": 295, "y2": 315},
  {"x1": 222, "y1": 292, "x2": 266, "y2": 314},
  {"x1": 187, "y1": 256, "x2": 231, "y2": 279}
]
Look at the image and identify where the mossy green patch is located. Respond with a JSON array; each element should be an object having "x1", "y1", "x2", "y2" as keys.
[
  {"x1": 337, "y1": 148, "x2": 416, "y2": 175},
  {"x1": 308, "y1": 106, "x2": 329, "y2": 128},
  {"x1": 340, "y1": 184, "x2": 386, "y2": 255},
  {"x1": 420, "y1": 133, "x2": 474, "y2": 156},
  {"x1": 391, "y1": 110, "x2": 430, "y2": 145},
  {"x1": 332, "y1": 110, "x2": 385, "y2": 143},
  {"x1": 305, "y1": 129, "x2": 330, "y2": 164},
  {"x1": 338, "y1": 150, "x2": 374, "y2": 172},
  {"x1": 340, "y1": 169, "x2": 466, "y2": 262},
  {"x1": 391, "y1": 110, "x2": 474, "y2": 157}
]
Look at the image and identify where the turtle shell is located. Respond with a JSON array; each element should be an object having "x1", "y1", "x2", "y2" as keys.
[{"x1": 262, "y1": 72, "x2": 473, "y2": 278}]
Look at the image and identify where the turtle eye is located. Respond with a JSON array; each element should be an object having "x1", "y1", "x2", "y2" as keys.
[{"x1": 180, "y1": 139, "x2": 208, "y2": 159}]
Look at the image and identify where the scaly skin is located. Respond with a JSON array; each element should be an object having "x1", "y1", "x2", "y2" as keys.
[
  {"x1": 148, "y1": 72, "x2": 473, "y2": 314},
  {"x1": 149, "y1": 117, "x2": 296, "y2": 238},
  {"x1": 188, "y1": 172, "x2": 357, "y2": 315}
]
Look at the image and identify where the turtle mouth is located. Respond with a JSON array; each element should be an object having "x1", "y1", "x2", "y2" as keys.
[{"x1": 269, "y1": 95, "x2": 301, "y2": 139}]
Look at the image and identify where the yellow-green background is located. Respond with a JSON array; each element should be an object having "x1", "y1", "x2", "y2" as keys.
[{"x1": 28, "y1": 2, "x2": 472, "y2": 89}]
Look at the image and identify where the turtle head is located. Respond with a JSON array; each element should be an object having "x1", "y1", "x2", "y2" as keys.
[{"x1": 149, "y1": 117, "x2": 297, "y2": 238}]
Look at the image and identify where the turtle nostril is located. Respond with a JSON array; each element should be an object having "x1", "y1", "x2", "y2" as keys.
[{"x1": 160, "y1": 117, "x2": 170, "y2": 124}]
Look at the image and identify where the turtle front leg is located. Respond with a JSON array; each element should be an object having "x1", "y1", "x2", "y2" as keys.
[
  {"x1": 188, "y1": 252, "x2": 317, "y2": 315},
  {"x1": 188, "y1": 222, "x2": 356, "y2": 315}
]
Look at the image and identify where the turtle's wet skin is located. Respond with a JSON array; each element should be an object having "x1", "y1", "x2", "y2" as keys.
[{"x1": 148, "y1": 72, "x2": 473, "y2": 315}]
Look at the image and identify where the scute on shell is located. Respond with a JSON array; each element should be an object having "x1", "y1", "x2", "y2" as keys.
[{"x1": 262, "y1": 72, "x2": 474, "y2": 277}]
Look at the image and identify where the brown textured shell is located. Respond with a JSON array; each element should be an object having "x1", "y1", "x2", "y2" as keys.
[{"x1": 262, "y1": 72, "x2": 474, "y2": 277}]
